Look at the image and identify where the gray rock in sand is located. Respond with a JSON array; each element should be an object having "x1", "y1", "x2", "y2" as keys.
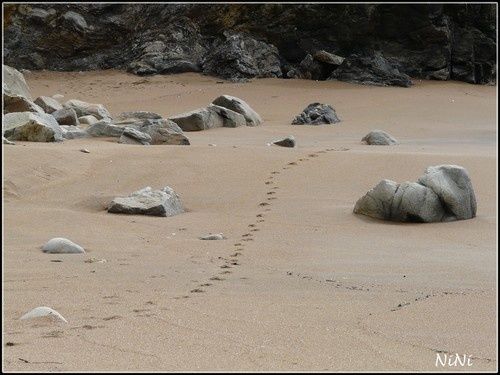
[
  {"x1": 362, "y1": 130, "x2": 398, "y2": 145},
  {"x1": 292, "y1": 103, "x2": 340, "y2": 125},
  {"x1": 86, "y1": 121, "x2": 124, "y2": 137},
  {"x1": 207, "y1": 104, "x2": 247, "y2": 128},
  {"x1": 353, "y1": 165, "x2": 477, "y2": 223},
  {"x1": 63, "y1": 99, "x2": 111, "y2": 120},
  {"x1": 108, "y1": 186, "x2": 184, "y2": 217},
  {"x1": 3, "y1": 112, "x2": 63, "y2": 142},
  {"x1": 169, "y1": 107, "x2": 223, "y2": 131},
  {"x1": 273, "y1": 136, "x2": 296, "y2": 148},
  {"x1": 60, "y1": 126, "x2": 89, "y2": 139},
  {"x1": 78, "y1": 115, "x2": 98, "y2": 126},
  {"x1": 3, "y1": 64, "x2": 32, "y2": 100},
  {"x1": 212, "y1": 95, "x2": 262, "y2": 126},
  {"x1": 42, "y1": 237, "x2": 85, "y2": 254},
  {"x1": 52, "y1": 108, "x2": 79, "y2": 126},
  {"x1": 139, "y1": 119, "x2": 190, "y2": 145},
  {"x1": 34, "y1": 96, "x2": 63, "y2": 114},
  {"x1": 199, "y1": 233, "x2": 226, "y2": 240},
  {"x1": 417, "y1": 165, "x2": 477, "y2": 220},
  {"x1": 118, "y1": 127, "x2": 152, "y2": 145},
  {"x1": 4, "y1": 94, "x2": 45, "y2": 114},
  {"x1": 20, "y1": 306, "x2": 68, "y2": 323}
]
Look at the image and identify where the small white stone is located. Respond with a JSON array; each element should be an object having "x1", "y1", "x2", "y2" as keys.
[
  {"x1": 42, "y1": 238, "x2": 85, "y2": 254},
  {"x1": 20, "y1": 306, "x2": 68, "y2": 323}
]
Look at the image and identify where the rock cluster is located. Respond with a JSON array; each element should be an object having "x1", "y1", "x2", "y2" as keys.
[{"x1": 353, "y1": 165, "x2": 477, "y2": 223}]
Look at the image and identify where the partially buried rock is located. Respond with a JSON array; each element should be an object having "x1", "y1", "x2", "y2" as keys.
[
  {"x1": 60, "y1": 126, "x2": 89, "y2": 139},
  {"x1": 78, "y1": 115, "x2": 98, "y2": 126},
  {"x1": 118, "y1": 127, "x2": 152, "y2": 145},
  {"x1": 34, "y1": 96, "x2": 63, "y2": 114},
  {"x1": 199, "y1": 233, "x2": 226, "y2": 240},
  {"x1": 273, "y1": 136, "x2": 296, "y2": 148},
  {"x1": 140, "y1": 119, "x2": 190, "y2": 145},
  {"x1": 20, "y1": 307, "x2": 68, "y2": 323},
  {"x1": 108, "y1": 186, "x2": 184, "y2": 217},
  {"x1": 3, "y1": 112, "x2": 63, "y2": 142},
  {"x1": 212, "y1": 95, "x2": 262, "y2": 126},
  {"x1": 86, "y1": 121, "x2": 124, "y2": 137},
  {"x1": 52, "y1": 108, "x2": 79, "y2": 126},
  {"x1": 292, "y1": 103, "x2": 340, "y2": 125},
  {"x1": 353, "y1": 165, "x2": 477, "y2": 223},
  {"x1": 169, "y1": 107, "x2": 223, "y2": 131},
  {"x1": 63, "y1": 99, "x2": 111, "y2": 120},
  {"x1": 42, "y1": 237, "x2": 85, "y2": 254},
  {"x1": 362, "y1": 130, "x2": 398, "y2": 145},
  {"x1": 207, "y1": 104, "x2": 247, "y2": 128}
]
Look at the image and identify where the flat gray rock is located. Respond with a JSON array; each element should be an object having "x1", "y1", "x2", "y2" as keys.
[
  {"x1": 199, "y1": 233, "x2": 226, "y2": 240},
  {"x1": 52, "y1": 108, "x2": 79, "y2": 126},
  {"x1": 3, "y1": 112, "x2": 63, "y2": 142},
  {"x1": 86, "y1": 121, "x2": 124, "y2": 137},
  {"x1": 292, "y1": 103, "x2": 340, "y2": 125},
  {"x1": 34, "y1": 96, "x2": 63, "y2": 114},
  {"x1": 273, "y1": 136, "x2": 296, "y2": 148},
  {"x1": 362, "y1": 130, "x2": 398, "y2": 145},
  {"x1": 212, "y1": 95, "x2": 262, "y2": 126},
  {"x1": 169, "y1": 107, "x2": 223, "y2": 131},
  {"x1": 418, "y1": 165, "x2": 477, "y2": 220},
  {"x1": 207, "y1": 104, "x2": 247, "y2": 128},
  {"x1": 118, "y1": 127, "x2": 152, "y2": 145},
  {"x1": 63, "y1": 99, "x2": 111, "y2": 120},
  {"x1": 108, "y1": 186, "x2": 184, "y2": 217},
  {"x1": 42, "y1": 237, "x2": 85, "y2": 254}
]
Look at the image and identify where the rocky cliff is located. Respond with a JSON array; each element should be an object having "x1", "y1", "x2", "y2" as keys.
[{"x1": 3, "y1": 3, "x2": 496, "y2": 85}]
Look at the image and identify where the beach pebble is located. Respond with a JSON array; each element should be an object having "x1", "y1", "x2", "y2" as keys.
[
  {"x1": 273, "y1": 135, "x2": 296, "y2": 148},
  {"x1": 42, "y1": 237, "x2": 85, "y2": 254},
  {"x1": 199, "y1": 233, "x2": 226, "y2": 240},
  {"x1": 361, "y1": 130, "x2": 398, "y2": 145},
  {"x1": 20, "y1": 306, "x2": 68, "y2": 323},
  {"x1": 80, "y1": 148, "x2": 90, "y2": 153}
]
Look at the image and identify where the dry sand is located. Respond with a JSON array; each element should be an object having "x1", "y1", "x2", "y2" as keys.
[{"x1": 2, "y1": 71, "x2": 497, "y2": 371}]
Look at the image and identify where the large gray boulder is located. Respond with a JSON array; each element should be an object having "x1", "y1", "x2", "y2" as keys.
[
  {"x1": 118, "y1": 127, "x2": 152, "y2": 145},
  {"x1": 169, "y1": 107, "x2": 223, "y2": 131},
  {"x1": 207, "y1": 104, "x2": 247, "y2": 128},
  {"x1": 108, "y1": 186, "x2": 184, "y2": 217},
  {"x1": 34, "y1": 96, "x2": 64, "y2": 114},
  {"x1": 362, "y1": 130, "x2": 398, "y2": 145},
  {"x1": 212, "y1": 95, "x2": 262, "y2": 126},
  {"x1": 292, "y1": 103, "x2": 340, "y2": 125},
  {"x1": 417, "y1": 165, "x2": 477, "y2": 220},
  {"x1": 3, "y1": 65, "x2": 32, "y2": 100},
  {"x1": 354, "y1": 165, "x2": 477, "y2": 222},
  {"x1": 4, "y1": 94, "x2": 45, "y2": 114},
  {"x1": 52, "y1": 108, "x2": 79, "y2": 126},
  {"x1": 63, "y1": 99, "x2": 112, "y2": 120},
  {"x1": 139, "y1": 119, "x2": 190, "y2": 145},
  {"x1": 3, "y1": 112, "x2": 63, "y2": 142},
  {"x1": 86, "y1": 121, "x2": 124, "y2": 137}
]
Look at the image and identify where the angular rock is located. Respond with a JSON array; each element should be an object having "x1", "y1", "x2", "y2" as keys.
[
  {"x1": 60, "y1": 126, "x2": 89, "y2": 139},
  {"x1": 202, "y1": 32, "x2": 282, "y2": 82},
  {"x1": 292, "y1": 103, "x2": 340, "y2": 125},
  {"x1": 3, "y1": 112, "x2": 63, "y2": 142},
  {"x1": 42, "y1": 237, "x2": 85, "y2": 254},
  {"x1": 3, "y1": 65, "x2": 32, "y2": 100},
  {"x1": 330, "y1": 53, "x2": 413, "y2": 87},
  {"x1": 108, "y1": 186, "x2": 184, "y2": 217},
  {"x1": 273, "y1": 136, "x2": 296, "y2": 148},
  {"x1": 78, "y1": 115, "x2": 98, "y2": 125},
  {"x1": 34, "y1": 96, "x2": 64, "y2": 114},
  {"x1": 139, "y1": 119, "x2": 190, "y2": 145},
  {"x1": 86, "y1": 121, "x2": 124, "y2": 137},
  {"x1": 63, "y1": 99, "x2": 112, "y2": 120},
  {"x1": 4, "y1": 94, "x2": 45, "y2": 114},
  {"x1": 417, "y1": 165, "x2": 477, "y2": 220},
  {"x1": 52, "y1": 108, "x2": 79, "y2": 126},
  {"x1": 207, "y1": 104, "x2": 247, "y2": 128},
  {"x1": 354, "y1": 165, "x2": 477, "y2": 222},
  {"x1": 118, "y1": 127, "x2": 152, "y2": 145},
  {"x1": 115, "y1": 111, "x2": 163, "y2": 126},
  {"x1": 362, "y1": 130, "x2": 398, "y2": 145},
  {"x1": 313, "y1": 50, "x2": 345, "y2": 66},
  {"x1": 169, "y1": 107, "x2": 223, "y2": 131},
  {"x1": 20, "y1": 307, "x2": 68, "y2": 323},
  {"x1": 212, "y1": 95, "x2": 262, "y2": 126}
]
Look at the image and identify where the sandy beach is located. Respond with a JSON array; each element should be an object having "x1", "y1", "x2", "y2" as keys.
[{"x1": 2, "y1": 71, "x2": 497, "y2": 371}]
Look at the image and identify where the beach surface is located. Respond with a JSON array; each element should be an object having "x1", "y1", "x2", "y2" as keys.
[{"x1": 3, "y1": 71, "x2": 497, "y2": 371}]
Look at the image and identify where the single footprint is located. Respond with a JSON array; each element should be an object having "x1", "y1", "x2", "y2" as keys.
[
  {"x1": 265, "y1": 181, "x2": 273, "y2": 185},
  {"x1": 250, "y1": 228, "x2": 259, "y2": 232},
  {"x1": 242, "y1": 233, "x2": 252, "y2": 237},
  {"x1": 220, "y1": 270, "x2": 232, "y2": 274},
  {"x1": 190, "y1": 288, "x2": 205, "y2": 293},
  {"x1": 267, "y1": 192, "x2": 275, "y2": 195},
  {"x1": 210, "y1": 276, "x2": 225, "y2": 281},
  {"x1": 234, "y1": 243, "x2": 242, "y2": 246},
  {"x1": 242, "y1": 238, "x2": 254, "y2": 242},
  {"x1": 288, "y1": 162, "x2": 297, "y2": 165},
  {"x1": 249, "y1": 224, "x2": 256, "y2": 227},
  {"x1": 220, "y1": 265, "x2": 232, "y2": 269},
  {"x1": 259, "y1": 202, "x2": 270, "y2": 206},
  {"x1": 256, "y1": 214, "x2": 263, "y2": 218},
  {"x1": 267, "y1": 197, "x2": 277, "y2": 200},
  {"x1": 271, "y1": 171, "x2": 280, "y2": 175},
  {"x1": 199, "y1": 283, "x2": 212, "y2": 287},
  {"x1": 230, "y1": 252, "x2": 242, "y2": 257},
  {"x1": 257, "y1": 219, "x2": 265, "y2": 223}
]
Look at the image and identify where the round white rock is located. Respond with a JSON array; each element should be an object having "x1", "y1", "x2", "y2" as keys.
[{"x1": 42, "y1": 237, "x2": 85, "y2": 254}]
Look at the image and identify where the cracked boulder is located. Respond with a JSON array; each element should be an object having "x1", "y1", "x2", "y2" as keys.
[{"x1": 292, "y1": 103, "x2": 340, "y2": 125}]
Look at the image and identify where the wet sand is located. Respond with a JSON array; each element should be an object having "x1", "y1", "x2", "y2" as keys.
[{"x1": 2, "y1": 71, "x2": 497, "y2": 371}]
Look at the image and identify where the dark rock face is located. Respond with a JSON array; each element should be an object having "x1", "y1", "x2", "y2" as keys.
[
  {"x1": 3, "y1": 4, "x2": 496, "y2": 85},
  {"x1": 292, "y1": 103, "x2": 340, "y2": 125},
  {"x1": 330, "y1": 52, "x2": 413, "y2": 87}
]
